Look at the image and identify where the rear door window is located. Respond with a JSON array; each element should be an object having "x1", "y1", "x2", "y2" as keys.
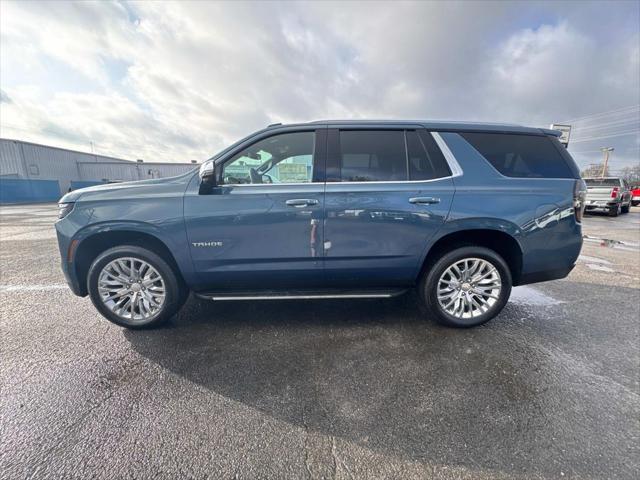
[
  {"x1": 336, "y1": 129, "x2": 452, "y2": 182},
  {"x1": 407, "y1": 130, "x2": 452, "y2": 180},
  {"x1": 339, "y1": 130, "x2": 407, "y2": 182},
  {"x1": 460, "y1": 132, "x2": 574, "y2": 178}
]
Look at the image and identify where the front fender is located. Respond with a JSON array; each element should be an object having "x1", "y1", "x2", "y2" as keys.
[{"x1": 74, "y1": 220, "x2": 194, "y2": 281}]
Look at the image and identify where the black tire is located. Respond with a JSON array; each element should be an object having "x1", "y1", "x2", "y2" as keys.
[
  {"x1": 621, "y1": 203, "x2": 630, "y2": 214},
  {"x1": 87, "y1": 245, "x2": 187, "y2": 329},
  {"x1": 609, "y1": 204, "x2": 621, "y2": 217},
  {"x1": 419, "y1": 246, "x2": 512, "y2": 328},
  {"x1": 632, "y1": 201, "x2": 639, "y2": 207}
]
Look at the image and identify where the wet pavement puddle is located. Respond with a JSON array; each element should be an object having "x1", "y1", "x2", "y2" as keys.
[
  {"x1": 583, "y1": 235, "x2": 639, "y2": 251},
  {"x1": 509, "y1": 285, "x2": 564, "y2": 306}
]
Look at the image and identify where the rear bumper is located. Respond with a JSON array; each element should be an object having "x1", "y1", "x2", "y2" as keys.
[
  {"x1": 585, "y1": 199, "x2": 619, "y2": 209},
  {"x1": 516, "y1": 264, "x2": 575, "y2": 286}
]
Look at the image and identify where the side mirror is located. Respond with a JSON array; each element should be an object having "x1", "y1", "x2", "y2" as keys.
[
  {"x1": 199, "y1": 161, "x2": 217, "y2": 194},
  {"x1": 199, "y1": 161, "x2": 215, "y2": 181}
]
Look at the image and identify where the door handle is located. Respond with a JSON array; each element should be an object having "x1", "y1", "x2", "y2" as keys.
[
  {"x1": 285, "y1": 198, "x2": 319, "y2": 207},
  {"x1": 409, "y1": 197, "x2": 440, "y2": 205}
]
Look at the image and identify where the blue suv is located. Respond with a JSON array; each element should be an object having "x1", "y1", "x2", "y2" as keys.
[{"x1": 55, "y1": 121, "x2": 586, "y2": 329}]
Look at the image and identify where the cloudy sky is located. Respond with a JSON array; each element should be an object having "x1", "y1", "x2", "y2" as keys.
[{"x1": 1, "y1": 0, "x2": 638, "y2": 169}]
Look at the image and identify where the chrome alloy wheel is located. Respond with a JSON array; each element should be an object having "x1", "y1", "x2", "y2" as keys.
[
  {"x1": 97, "y1": 257, "x2": 166, "y2": 322},
  {"x1": 437, "y1": 257, "x2": 502, "y2": 319}
]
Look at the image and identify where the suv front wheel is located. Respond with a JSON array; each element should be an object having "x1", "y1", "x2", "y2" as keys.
[
  {"x1": 420, "y1": 246, "x2": 512, "y2": 328},
  {"x1": 87, "y1": 245, "x2": 186, "y2": 329}
]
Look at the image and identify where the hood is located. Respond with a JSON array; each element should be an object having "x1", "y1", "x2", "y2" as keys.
[{"x1": 59, "y1": 170, "x2": 197, "y2": 203}]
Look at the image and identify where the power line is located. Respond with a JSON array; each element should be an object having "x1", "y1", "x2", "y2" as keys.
[
  {"x1": 571, "y1": 110, "x2": 639, "y2": 123},
  {"x1": 571, "y1": 113, "x2": 640, "y2": 128},
  {"x1": 561, "y1": 105, "x2": 640, "y2": 124},
  {"x1": 570, "y1": 130, "x2": 640, "y2": 143},
  {"x1": 571, "y1": 118, "x2": 640, "y2": 133}
]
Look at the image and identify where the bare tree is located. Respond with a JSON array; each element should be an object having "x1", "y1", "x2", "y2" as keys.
[
  {"x1": 581, "y1": 163, "x2": 609, "y2": 178},
  {"x1": 619, "y1": 165, "x2": 640, "y2": 186}
]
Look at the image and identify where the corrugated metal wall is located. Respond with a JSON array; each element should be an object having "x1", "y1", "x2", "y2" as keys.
[
  {"x1": 141, "y1": 162, "x2": 198, "y2": 179},
  {"x1": 0, "y1": 138, "x2": 198, "y2": 194},
  {"x1": 0, "y1": 139, "x2": 25, "y2": 177},
  {"x1": 78, "y1": 162, "x2": 141, "y2": 182}
]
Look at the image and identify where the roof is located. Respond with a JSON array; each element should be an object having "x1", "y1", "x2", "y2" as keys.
[
  {"x1": 0, "y1": 137, "x2": 198, "y2": 165},
  {"x1": 269, "y1": 120, "x2": 560, "y2": 136}
]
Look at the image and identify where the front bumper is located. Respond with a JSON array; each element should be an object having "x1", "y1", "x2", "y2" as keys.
[
  {"x1": 55, "y1": 218, "x2": 87, "y2": 297},
  {"x1": 60, "y1": 258, "x2": 85, "y2": 296}
]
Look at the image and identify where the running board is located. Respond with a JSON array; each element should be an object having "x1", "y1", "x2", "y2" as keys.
[{"x1": 194, "y1": 289, "x2": 408, "y2": 301}]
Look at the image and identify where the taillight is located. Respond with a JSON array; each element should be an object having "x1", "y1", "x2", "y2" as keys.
[
  {"x1": 610, "y1": 187, "x2": 619, "y2": 198},
  {"x1": 574, "y1": 179, "x2": 587, "y2": 223}
]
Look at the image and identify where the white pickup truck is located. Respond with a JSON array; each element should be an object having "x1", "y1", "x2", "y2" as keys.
[{"x1": 583, "y1": 177, "x2": 632, "y2": 217}]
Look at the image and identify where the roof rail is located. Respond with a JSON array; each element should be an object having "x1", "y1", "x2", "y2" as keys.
[{"x1": 267, "y1": 123, "x2": 282, "y2": 128}]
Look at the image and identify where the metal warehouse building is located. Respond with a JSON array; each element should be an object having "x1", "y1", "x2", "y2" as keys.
[{"x1": 0, "y1": 138, "x2": 198, "y2": 203}]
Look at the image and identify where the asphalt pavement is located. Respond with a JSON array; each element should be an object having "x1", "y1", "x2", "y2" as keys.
[{"x1": 1, "y1": 204, "x2": 638, "y2": 479}]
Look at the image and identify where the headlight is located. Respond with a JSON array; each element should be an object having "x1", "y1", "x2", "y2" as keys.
[{"x1": 58, "y1": 202, "x2": 75, "y2": 219}]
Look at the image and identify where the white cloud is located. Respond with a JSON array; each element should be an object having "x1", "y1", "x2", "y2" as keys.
[{"x1": 0, "y1": 0, "x2": 638, "y2": 168}]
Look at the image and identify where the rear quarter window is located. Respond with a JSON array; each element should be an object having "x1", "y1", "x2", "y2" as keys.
[{"x1": 460, "y1": 132, "x2": 575, "y2": 178}]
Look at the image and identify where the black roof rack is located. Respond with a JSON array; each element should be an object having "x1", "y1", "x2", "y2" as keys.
[{"x1": 267, "y1": 123, "x2": 282, "y2": 128}]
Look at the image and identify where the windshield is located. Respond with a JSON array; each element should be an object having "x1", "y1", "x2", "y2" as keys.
[{"x1": 584, "y1": 178, "x2": 620, "y2": 187}]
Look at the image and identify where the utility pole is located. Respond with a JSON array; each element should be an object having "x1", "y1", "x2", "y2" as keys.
[{"x1": 600, "y1": 147, "x2": 614, "y2": 178}]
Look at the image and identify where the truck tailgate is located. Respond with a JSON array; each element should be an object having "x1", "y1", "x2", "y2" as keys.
[{"x1": 586, "y1": 187, "x2": 614, "y2": 202}]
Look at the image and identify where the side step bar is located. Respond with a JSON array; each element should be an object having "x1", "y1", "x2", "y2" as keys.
[{"x1": 194, "y1": 290, "x2": 408, "y2": 301}]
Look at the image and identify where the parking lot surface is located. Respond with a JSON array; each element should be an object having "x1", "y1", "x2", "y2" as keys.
[{"x1": 1, "y1": 204, "x2": 639, "y2": 479}]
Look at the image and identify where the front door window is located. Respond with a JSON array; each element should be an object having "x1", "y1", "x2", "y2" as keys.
[{"x1": 222, "y1": 131, "x2": 315, "y2": 185}]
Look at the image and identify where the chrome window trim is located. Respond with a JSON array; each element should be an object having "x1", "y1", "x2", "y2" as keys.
[
  {"x1": 328, "y1": 177, "x2": 453, "y2": 186},
  {"x1": 431, "y1": 132, "x2": 463, "y2": 177}
]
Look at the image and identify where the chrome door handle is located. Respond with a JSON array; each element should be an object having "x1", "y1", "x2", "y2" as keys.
[
  {"x1": 285, "y1": 198, "x2": 319, "y2": 207},
  {"x1": 409, "y1": 197, "x2": 440, "y2": 205}
]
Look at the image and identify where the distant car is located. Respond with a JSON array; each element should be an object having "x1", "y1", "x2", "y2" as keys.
[
  {"x1": 631, "y1": 185, "x2": 640, "y2": 207},
  {"x1": 55, "y1": 121, "x2": 586, "y2": 329},
  {"x1": 583, "y1": 177, "x2": 632, "y2": 216}
]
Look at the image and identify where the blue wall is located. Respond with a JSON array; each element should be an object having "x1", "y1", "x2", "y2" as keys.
[
  {"x1": 0, "y1": 178, "x2": 61, "y2": 204},
  {"x1": 70, "y1": 180, "x2": 107, "y2": 190}
]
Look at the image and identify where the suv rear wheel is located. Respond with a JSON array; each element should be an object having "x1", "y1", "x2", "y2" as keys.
[
  {"x1": 609, "y1": 204, "x2": 621, "y2": 217},
  {"x1": 420, "y1": 246, "x2": 512, "y2": 328},
  {"x1": 87, "y1": 245, "x2": 186, "y2": 329}
]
